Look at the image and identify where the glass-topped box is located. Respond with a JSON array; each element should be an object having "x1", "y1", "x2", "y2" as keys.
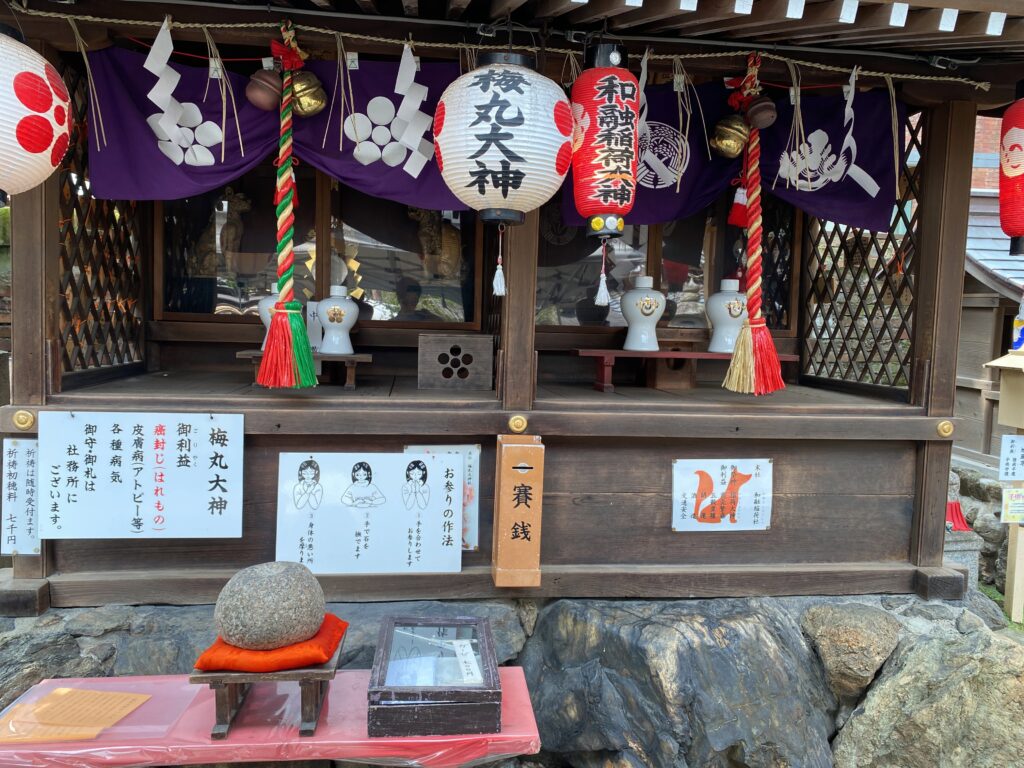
[{"x1": 367, "y1": 616, "x2": 501, "y2": 737}]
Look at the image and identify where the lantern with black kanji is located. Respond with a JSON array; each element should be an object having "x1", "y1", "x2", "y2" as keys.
[
  {"x1": 0, "y1": 31, "x2": 71, "y2": 195},
  {"x1": 434, "y1": 53, "x2": 573, "y2": 294},
  {"x1": 570, "y1": 44, "x2": 640, "y2": 239},
  {"x1": 1000, "y1": 97, "x2": 1024, "y2": 250}
]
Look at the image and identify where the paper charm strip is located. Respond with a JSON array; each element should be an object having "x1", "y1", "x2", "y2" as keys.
[{"x1": 143, "y1": 19, "x2": 224, "y2": 167}]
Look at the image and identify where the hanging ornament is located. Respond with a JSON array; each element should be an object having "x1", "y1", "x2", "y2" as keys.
[
  {"x1": 257, "y1": 20, "x2": 318, "y2": 390},
  {"x1": 722, "y1": 52, "x2": 785, "y2": 397},
  {"x1": 570, "y1": 44, "x2": 640, "y2": 238},
  {"x1": 0, "y1": 31, "x2": 71, "y2": 195},
  {"x1": 434, "y1": 51, "x2": 573, "y2": 295},
  {"x1": 727, "y1": 186, "x2": 747, "y2": 228},
  {"x1": 709, "y1": 114, "x2": 749, "y2": 159},
  {"x1": 745, "y1": 95, "x2": 777, "y2": 130},
  {"x1": 292, "y1": 70, "x2": 327, "y2": 118},
  {"x1": 1000, "y1": 97, "x2": 1024, "y2": 250},
  {"x1": 246, "y1": 68, "x2": 282, "y2": 112},
  {"x1": 570, "y1": 44, "x2": 640, "y2": 305}
]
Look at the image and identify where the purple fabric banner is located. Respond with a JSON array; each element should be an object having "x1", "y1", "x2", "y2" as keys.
[
  {"x1": 88, "y1": 47, "x2": 279, "y2": 201},
  {"x1": 293, "y1": 58, "x2": 463, "y2": 210},
  {"x1": 760, "y1": 90, "x2": 905, "y2": 232}
]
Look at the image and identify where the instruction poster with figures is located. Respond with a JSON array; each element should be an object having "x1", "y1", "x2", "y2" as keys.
[
  {"x1": 37, "y1": 412, "x2": 244, "y2": 539},
  {"x1": 672, "y1": 458, "x2": 773, "y2": 532},
  {"x1": 276, "y1": 452, "x2": 463, "y2": 574}
]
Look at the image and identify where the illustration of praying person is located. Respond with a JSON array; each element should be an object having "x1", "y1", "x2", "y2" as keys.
[
  {"x1": 402, "y1": 460, "x2": 430, "y2": 511},
  {"x1": 293, "y1": 458, "x2": 324, "y2": 510},
  {"x1": 341, "y1": 461, "x2": 386, "y2": 508}
]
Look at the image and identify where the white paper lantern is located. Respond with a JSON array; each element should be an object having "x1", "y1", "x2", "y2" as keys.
[
  {"x1": 0, "y1": 35, "x2": 71, "y2": 195},
  {"x1": 434, "y1": 57, "x2": 573, "y2": 223}
]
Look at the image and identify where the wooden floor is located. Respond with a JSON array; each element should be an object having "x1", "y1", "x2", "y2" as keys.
[{"x1": 50, "y1": 369, "x2": 918, "y2": 415}]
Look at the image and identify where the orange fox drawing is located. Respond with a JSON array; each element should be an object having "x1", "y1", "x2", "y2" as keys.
[{"x1": 693, "y1": 468, "x2": 752, "y2": 524}]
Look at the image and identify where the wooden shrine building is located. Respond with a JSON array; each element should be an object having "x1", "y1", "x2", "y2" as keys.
[{"x1": 2, "y1": 0, "x2": 1023, "y2": 613}]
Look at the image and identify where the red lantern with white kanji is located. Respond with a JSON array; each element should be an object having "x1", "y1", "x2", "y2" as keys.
[
  {"x1": 0, "y1": 33, "x2": 71, "y2": 195},
  {"x1": 434, "y1": 53, "x2": 573, "y2": 225},
  {"x1": 1000, "y1": 98, "x2": 1024, "y2": 239},
  {"x1": 570, "y1": 45, "x2": 640, "y2": 239}
]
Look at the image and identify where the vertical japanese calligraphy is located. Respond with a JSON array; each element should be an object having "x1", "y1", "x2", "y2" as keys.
[
  {"x1": 405, "y1": 444, "x2": 481, "y2": 551},
  {"x1": 276, "y1": 452, "x2": 462, "y2": 575},
  {"x1": 492, "y1": 434, "x2": 544, "y2": 588},
  {"x1": 1000, "y1": 435, "x2": 1024, "y2": 482},
  {"x1": 37, "y1": 413, "x2": 243, "y2": 539},
  {"x1": 434, "y1": 60, "x2": 572, "y2": 220},
  {"x1": 2, "y1": 439, "x2": 40, "y2": 556},
  {"x1": 571, "y1": 64, "x2": 640, "y2": 236},
  {"x1": 671, "y1": 458, "x2": 773, "y2": 532}
]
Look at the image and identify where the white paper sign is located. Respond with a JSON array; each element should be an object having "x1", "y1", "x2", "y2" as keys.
[
  {"x1": 405, "y1": 444, "x2": 480, "y2": 551},
  {"x1": 2, "y1": 439, "x2": 40, "y2": 555},
  {"x1": 672, "y1": 458, "x2": 773, "y2": 532},
  {"x1": 38, "y1": 412, "x2": 244, "y2": 539},
  {"x1": 1002, "y1": 487, "x2": 1024, "y2": 524},
  {"x1": 999, "y1": 435, "x2": 1024, "y2": 481},
  {"x1": 276, "y1": 452, "x2": 462, "y2": 574}
]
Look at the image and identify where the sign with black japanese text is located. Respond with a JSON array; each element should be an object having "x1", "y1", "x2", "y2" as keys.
[
  {"x1": 275, "y1": 452, "x2": 462, "y2": 574},
  {"x1": 672, "y1": 458, "x2": 773, "y2": 532},
  {"x1": 2, "y1": 439, "x2": 40, "y2": 555},
  {"x1": 492, "y1": 435, "x2": 544, "y2": 588},
  {"x1": 405, "y1": 444, "x2": 481, "y2": 551},
  {"x1": 38, "y1": 412, "x2": 244, "y2": 539},
  {"x1": 999, "y1": 435, "x2": 1024, "y2": 481}
]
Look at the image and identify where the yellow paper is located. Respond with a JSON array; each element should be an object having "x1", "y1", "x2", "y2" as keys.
[
  {"x1": 0, "y1": 704, "x2": 103, "y2": 743},
  {"x1": 0, "y1": 688, "x2": 151, "y2": 743}
]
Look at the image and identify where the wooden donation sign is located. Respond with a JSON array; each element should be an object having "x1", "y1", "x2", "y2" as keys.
[{"x1": 492, "y1": 435, "x2": 544, "y2": 588}]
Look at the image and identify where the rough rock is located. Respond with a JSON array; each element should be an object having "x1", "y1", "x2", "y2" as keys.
[
  {"x1": 961, "y1": 589, "x2": 1009, "y2": 631},
  {"x1": 954, "y1": 467, "x2": 1002, "y2": 504},
  {"x1": 967, "y1": 501, "x2": 1006, "y2": 584},
  {"x1": 832, "y1": 630, "x2": 1024, "y2": 767},
  {"x1": 880, "y1": 595, "x2": 912, "y2": 611},
  {"x1": 996, "y1": 536, "x2": 1008, "y2": 594},
  {"x1": 64, "y1": 605, "x2": 134, "y2": 637},
  {"x1": 520, "y1": 599, "x2": 836, "y2": 768},
  {"x1": 956, "y1": 610, "x2": 988, "y2": 635},
  {"x1": 215, "y1": 561, "x2": 325, "y2": 650},
  {"x1": 801, "y1": 603, "x2": 902, "y2": 699},
  {"x1": 902, "y1": 602, "x2": 955, "y2": 622}
]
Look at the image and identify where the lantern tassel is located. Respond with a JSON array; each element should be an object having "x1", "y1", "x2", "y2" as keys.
[
  {"x1": 257, "y1": 21, "x2": 317, "y2": 389},
  {"x1": 493, "y1": 223, "x2": 507, "y2": 297},
  {"x1": 594, "y1": 238, "x2": 610, "y2": 307}
]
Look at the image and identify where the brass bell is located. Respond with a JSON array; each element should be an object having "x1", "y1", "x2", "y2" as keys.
[
  {"x1": 291, "y1": 70, "x2": 327, "y2": 118},
  {"x1": 709, "y1": 114, "x2": 750, "y2": 159}
]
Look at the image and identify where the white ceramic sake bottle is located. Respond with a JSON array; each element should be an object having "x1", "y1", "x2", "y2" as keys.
[
  {"x1": 257, "y1": 289, "x2": 280, "y2": 351},
  {"x1": 706, "y1": 278, "x2": 748, "y2": 353},
  {"x1": 316, "y1": 285, "x2": 358, "y2": 355},
  {"x1": 621, "y1": 276, "x2": 666, "y2": 351}
]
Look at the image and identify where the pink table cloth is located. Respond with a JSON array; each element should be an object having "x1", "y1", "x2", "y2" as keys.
[{"x1": 0, "y1": 668, "x2": 540, "y2": 768}]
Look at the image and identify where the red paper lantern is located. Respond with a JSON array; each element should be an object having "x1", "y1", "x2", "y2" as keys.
[
  {"x1": 570, "y1": 45, "x2": 640, "y2": 239},
  {"x1": 1000, "y1": 98, "x2": 1024, "y2": 238}
]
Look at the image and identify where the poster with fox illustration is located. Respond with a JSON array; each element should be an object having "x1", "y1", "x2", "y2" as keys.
[{"x1": 671, "y1": 458, "x2": 773, "y2": 532}]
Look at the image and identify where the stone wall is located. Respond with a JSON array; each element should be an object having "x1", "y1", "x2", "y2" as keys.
[
  {"x1": 1, "y1": 592, "x2": 1022, "y2": 768},
  {"x1": 952, "y1": 462, "x2": 1009, "y2": 591}
]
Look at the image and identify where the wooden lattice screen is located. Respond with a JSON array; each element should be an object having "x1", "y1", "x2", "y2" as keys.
[
  {"x1": 57, "y1": 58, "x2": 144, "y2": 375},
  {"x1": 801, "y1": 111, "x2": 921, "y2": 391}
]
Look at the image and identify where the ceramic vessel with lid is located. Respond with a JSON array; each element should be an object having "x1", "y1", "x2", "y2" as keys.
[
  {"x1": 317, "y1": 285, "x2": 358, "y2": 355},
  {"x1": 707, "y1": 278, "x2": 748, "y2": 353},
  {"x1": 621, "y1": 276, "x2": 666, "y2": 351}
]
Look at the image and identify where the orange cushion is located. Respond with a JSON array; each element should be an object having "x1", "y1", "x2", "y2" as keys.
[{"x1": 194, "y1": 613, "x2": 348, "y2": 673}]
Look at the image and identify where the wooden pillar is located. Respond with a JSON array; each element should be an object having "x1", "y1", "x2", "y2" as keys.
[
  {"x1": 910, "y1": 101, "x2": 976, "y2": 571},
  {"x1": 7, "y1": 40, "x2": 62, "y2": 582},
  {"x1": 499, "y1": 210, "x2": 539, "y2": 411}
]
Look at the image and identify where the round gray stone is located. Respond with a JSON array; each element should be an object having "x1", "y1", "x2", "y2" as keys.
[{"x1": 214, "y1": 562, "x2": 325, "y2": 650}]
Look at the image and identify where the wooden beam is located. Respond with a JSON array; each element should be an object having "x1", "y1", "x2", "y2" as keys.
[
  {"x1": 447, "y1": 0, "x2": 473, "y2": 19},
  {"x1": 401, "y1": 0, "x2": 419, "y2": 16},
  {"x1": 914, "y1": 565, "x2": 966, "y2": 599},
  {"x1": 611, "y1": 0, "x2": 699, "y2": 29},
  {"x1": 885, "y1": 15, "x2": 1024, "y2": 49},
  {"x1": 0, "y1": 569, "x2": 50, "y2": 616},
  {"x1": 649, "y1": 0, "x2": 754, "y2": 31},
  {"x1": 350, "y1": 0, "x2": 381, "y2": 13},
  {"x1": 792, "y1": 7, "x2": 949, "y2": 44},
  {"x1": 754, "y1": 1, "x2": 907, "y2": 42},
  {"x1": 44, "y1": 562, "x2": 923, "y2": 605},
  {"x1": 566, "y1": 0, "x2": 644, "y2": 24},
  {"x1": 500, "y1": 210, "x2": 539, "y2": 411},
  {"x1": 674, "y1": 0, "x2": 807, "y2": 37},
  {"x1": 533, "y1": 0, "x2": 586, "y2": 17},
  {"x1": 867, "y1": 0, "x2": 1016, "y2": 11}
]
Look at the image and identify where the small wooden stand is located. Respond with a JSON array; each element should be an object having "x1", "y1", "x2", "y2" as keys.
[
  {"x1": 237, "y1": 350, "x2": 373, "y2": 389},
  {"x1": 189, "y1": 643, "x2": 341, "y2": 739}
]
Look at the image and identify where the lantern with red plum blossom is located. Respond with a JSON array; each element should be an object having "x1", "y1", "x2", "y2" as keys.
[{"x1": 1000, "y1": 97, "x2": 1024, "y2": 248}]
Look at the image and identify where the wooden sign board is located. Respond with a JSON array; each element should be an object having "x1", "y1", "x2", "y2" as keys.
[{"x1": 492, "y1": 435, "x2": 543, "y2": 588}]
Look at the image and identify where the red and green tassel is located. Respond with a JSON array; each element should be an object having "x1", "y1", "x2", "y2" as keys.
[{"x1": 258, "y1": 20, "x2": 317, "y2": 389}]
